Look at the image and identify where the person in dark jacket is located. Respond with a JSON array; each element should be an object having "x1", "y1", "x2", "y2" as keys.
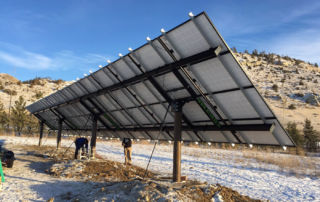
[
  {"x1": 122, "y1": 138, "x2": 132, "y2": 165},
  {"x1": 74, "y1": 137, "x2": 88, "y2": 159}
]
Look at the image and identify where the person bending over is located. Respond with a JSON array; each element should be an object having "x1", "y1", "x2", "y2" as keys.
[{"x1": 74, "y1": 137, "x2": 88, "y2": 159}]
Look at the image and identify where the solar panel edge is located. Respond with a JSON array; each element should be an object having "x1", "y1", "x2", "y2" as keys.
[{"x1": 201, "y1": 12, "x2": 295, "y2": 146}]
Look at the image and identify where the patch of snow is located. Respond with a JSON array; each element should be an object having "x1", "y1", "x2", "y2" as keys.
[{"x1": 212, "y1": 192, "x2": 224, "y2": 202}]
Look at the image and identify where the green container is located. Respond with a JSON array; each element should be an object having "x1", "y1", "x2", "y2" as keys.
[{"x1": 0, "y1": 159, "x2": 5, "y2": 182}]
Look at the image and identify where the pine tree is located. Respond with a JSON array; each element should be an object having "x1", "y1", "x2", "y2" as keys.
[
  {"x1": 303, "y1": 119, "x2": 318, "y2": 151},
  {"x1": 252, "y1": 49, "x2": 258, "y2": 56},
  {"x1": 286, "y1": 122, "x2": 303, "y2": 146},
  {"x1": 259, "y1": 51, "x2": 266, "y2": 57},
  {"x1": 11, "y1": 96, "x2": 28, "y2": 135},
  {"x1": 25, "y1": 114, "x2": 39, "y2": 135},
  {"x1": 0, "y1": 102, "x2": 9, "y2": 130}
]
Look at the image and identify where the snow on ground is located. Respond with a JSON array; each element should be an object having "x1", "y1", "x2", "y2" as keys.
[
  {"x1": 1, "y1": 135, "x2": 320, "y2": 201},
  {"x1": 0, "y1": 145, "x2": 99, "y2": 201}
]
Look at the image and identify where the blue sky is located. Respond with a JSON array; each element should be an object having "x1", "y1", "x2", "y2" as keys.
[{"x1": 0, "y1": 0, "x2": 319, "y2": 81}]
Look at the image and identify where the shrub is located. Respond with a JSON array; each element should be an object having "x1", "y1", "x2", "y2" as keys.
[
  {"x1": 286, "y1": 122, "x2": 303, "y2": 147},
  {"x1": 3, "y1": 89, "x2": 17, "y2": 95},
  {"x1": 22, "y1": 77, "x2": 48, "y2": 86},
  {"x1": 288, "y1": 104, "x2": 296, "y2": 110},
  {"x1": 283, "y1": 55, "x2": 291, "y2": 60},
  {"x1": 252, "y1": 49, "x2": 258, "y2": 56},
  {"x1": 35, "y1": 91, "x2": 44, "y2": 99},
  {"x1": 315, "y1": 63, "x2": 318, "y2": 67},
  {"x1": 306, "y1": 97, "x2": 313, "y2": 104},
  {"x1": 0, "y1": 102, "x2": 9, "y2": 130},
  {"x1": 53, "y1": 79, "x2": 64, "y2": 85},
  {"x1": 11, "y1": 96, "x2": 28, "y2": 134},
  {"x1": 294, "y1": 59, "x2": 303, "y2": 65},
  {"x1": 299, "y1": 80, "x2": 304, "y2": 85},
  {"x1": 12, "y1": 90, "x2": 17, "y2": 96},
  {"x1": 259, "y1": 51, "x2": 266, "y2": 57},
  {"x1": 303, "y1": 119, "x2": 319, "y2": 151},
  {"x1": 271, "y1": 84, "x2": 278, "y2": 92},
  {"x1": 294, "y1": 93, "x2": 304, "y2": 97}
]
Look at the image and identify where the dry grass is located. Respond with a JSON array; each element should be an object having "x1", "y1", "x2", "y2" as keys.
[
  {"x1": 178, "y1": 143, "x2": 319, "y2": 178},
  {"x1": 242, "y1": 151, "x2": 320, "y2": 178}
]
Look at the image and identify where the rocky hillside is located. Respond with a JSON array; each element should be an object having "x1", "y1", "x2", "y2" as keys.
[
  {"x1": 0, "y1": 52, "x2": 319, "y2": 130},
  {"x1": 235, "y1": 52, "x2": 320, "y2": 130},
  {"x1": 0, "y1": 73, "x2": 72, "y2": 111}
]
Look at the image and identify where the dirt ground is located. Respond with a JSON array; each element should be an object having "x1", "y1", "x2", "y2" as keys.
[{"x1": 1, "y1": 144, "x2": 261, "y2": 201}]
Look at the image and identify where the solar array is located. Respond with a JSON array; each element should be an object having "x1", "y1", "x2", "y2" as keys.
[{"x1": 26, "y1": 12, "x2": 295, "y2": 146}]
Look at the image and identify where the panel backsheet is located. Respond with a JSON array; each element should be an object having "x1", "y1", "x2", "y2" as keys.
[{"x1": 26, "y1": 12, "x2": 294, "y2": 146}]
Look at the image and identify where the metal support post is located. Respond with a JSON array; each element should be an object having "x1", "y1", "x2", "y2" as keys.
[
  {"x1": 91, "y1": 115, "x2": 98, "y2": 158},
  {"x1": 172, "y1": 100, "x2": 184, "y2": 182},
  {"x1": 38, "y1": 121, "x2": 44, "y2": 146},
  {"x1": 57, "y1": 118, "x2": 63, "y2": 149}
]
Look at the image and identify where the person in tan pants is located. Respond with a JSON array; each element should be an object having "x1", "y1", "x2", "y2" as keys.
[{"x1": 122, "y1": 138, "x2": 132, "y2": 165}]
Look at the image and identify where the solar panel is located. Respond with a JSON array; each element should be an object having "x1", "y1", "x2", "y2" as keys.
[{"x1": 27, "y1": 12, "x2": 295, "y2": 147}]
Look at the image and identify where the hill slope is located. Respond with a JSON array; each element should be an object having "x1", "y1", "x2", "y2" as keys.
[
  {"x1": 0, "y1": 74, "x2": 72, "y2": 111},
  {"x1": 235, "y1": 52, "x2": 320, "y2": 130}
]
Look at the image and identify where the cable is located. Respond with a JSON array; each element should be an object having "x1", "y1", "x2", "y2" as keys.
[
  {"x1": 59, "y1": 141, "x2": 76, "y2": 159},
  {"x1": 143, "y1": 103, "x2": 171, "y2": 179},
  {"x1": 41, "y1": 129, "x2": 51, "y2": 145}
]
